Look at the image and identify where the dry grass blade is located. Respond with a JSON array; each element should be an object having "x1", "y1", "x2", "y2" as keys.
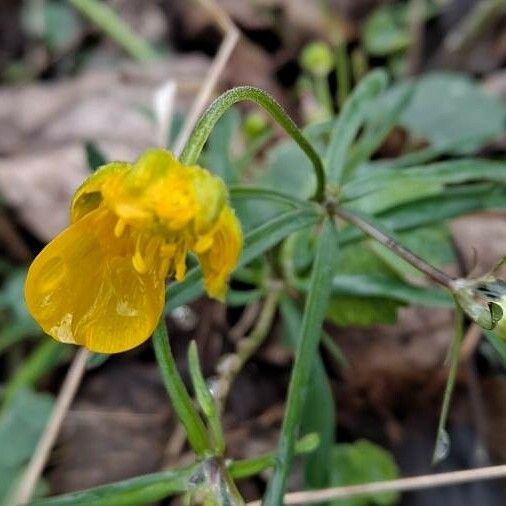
[
  {"x1": 247, "y1": 464, "x2": 506, "y2": 505},
  {"x1": 173, "y1": 0, "x2": 240, "y2": 156},
  {"x1": 12, "y1": 348, "x2": 90, "y2": 505}
]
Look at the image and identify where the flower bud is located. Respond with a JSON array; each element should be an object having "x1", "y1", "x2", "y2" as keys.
[
  {"x1": 242, "y1": 111, "x2": 269, "y2": 140},
  {"x1": 452, "y1": 277, "x2": 506, "y2": 338},
  {"x1": 300, "y1": 41, "x2": 334, "y2": 77}
]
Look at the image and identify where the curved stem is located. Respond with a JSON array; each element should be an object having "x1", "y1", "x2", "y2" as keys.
[
  {"x1": 179, "y1": 86, "x2": 326, "y2": 202},
  {"x1": 333, "y1": 205, "x2": 454, "y2": 288}
]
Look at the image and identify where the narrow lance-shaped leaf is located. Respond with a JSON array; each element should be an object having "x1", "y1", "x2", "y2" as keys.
[
  {"x1": 325, "y1": 69, "x2": 388, "y2": 184},
  {"x1": 280, "y1": 297, "x2": 336, "y2": 494},
  {"x1": 152, "y1": 324, "x2": 211, "y2": 455},
  {"x1": 263, "y1": 217, "x2": 339, "y2": 505}
]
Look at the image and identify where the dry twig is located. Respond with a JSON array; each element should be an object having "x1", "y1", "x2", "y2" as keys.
[
  {"x1": 12, "y1": 348, "x2": 90, "y2": 505},
  {"x1": 247, "y1": 464, "x2": 506, "y2": 505},
  {"x1": 173, "y1": 0, "x2": 240, "y2": 156}
]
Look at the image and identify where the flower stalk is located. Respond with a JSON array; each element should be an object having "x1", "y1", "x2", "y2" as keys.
[{"x1": 179, "y1": 86, "x2": 326, "y2": 201}]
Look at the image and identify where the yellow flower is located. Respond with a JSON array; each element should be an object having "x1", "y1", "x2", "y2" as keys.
[{"x1": 25, "y1": 149, "x2": 242, "y2": 353}]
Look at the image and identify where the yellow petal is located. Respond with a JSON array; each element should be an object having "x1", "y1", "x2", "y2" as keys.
[
  {"x1": 196, "y1": 206, "x2": 242, "y2": 301},
  {"x1": 71, "y1": 162, "x2": 131, "y2": 223},
  {"x1": 25, "y1": 208, "x2": 165, "y2": 353}
]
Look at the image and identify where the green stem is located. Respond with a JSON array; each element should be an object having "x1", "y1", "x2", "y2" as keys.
[
  {"x1": 314, "y1": 75, "x2": 333, "y2": 119},
  {"x1": 263, "y1": 217, "x2": 338, "y2": 505},
  {"x1": 152, "y1": 322, "x2": 211, "y2": 455},
  {"x1": 432, "y1": 305, "x2": 464, "y2": 464},
  {"x1": 335, "y1": 39, "x2": 350, "y2": 108},
  {"x1": 69, "y1": 0, "x2": 159, "y2": 61},
  {"x1": 229, "y1": 433, "x2": 319, "y2": 479},
  {"x1": 179, "y1": 86, "x2": 326, "y2": 202}
]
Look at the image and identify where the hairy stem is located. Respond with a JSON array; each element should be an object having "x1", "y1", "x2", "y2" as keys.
[{"x1": 179, "y1": 86, "x2": 326, "y2": 201}]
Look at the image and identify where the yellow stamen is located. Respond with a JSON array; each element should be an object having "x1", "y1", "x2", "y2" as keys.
[
  {"x1": 114, "y1": 218, "x2": 127, "y2": 238},
  {"x1": 132, "y1": 235, "x2": 147, "y2": 274},
  {"x1": 175, "y1": 249, "x2": 187, "y2": 281}
]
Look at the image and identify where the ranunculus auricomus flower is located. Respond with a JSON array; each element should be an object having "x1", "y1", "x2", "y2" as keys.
[{"x1": 25, "y1": 149, "x2": 242, "y2": 353}]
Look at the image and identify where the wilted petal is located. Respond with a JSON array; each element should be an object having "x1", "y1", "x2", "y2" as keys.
[{"x1": 196, "y1": 207, "x2": 242, "y2": 301}]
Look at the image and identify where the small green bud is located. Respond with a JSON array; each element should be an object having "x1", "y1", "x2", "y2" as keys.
[
  {"x1": 300, "y1": 41, "x2": 334, "y2": 77},
  {"x1": 243, "y1": 111, "x2": 269, "y2": 139},
  {"x1": 452, "y1": 277, "x2": 506, "y2": 338}
]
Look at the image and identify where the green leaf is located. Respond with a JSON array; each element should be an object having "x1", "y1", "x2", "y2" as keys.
[
  {"x1": 0, "y1": 269, "x2": 38, "y2": 329},
  {"x1": 280, "y1": 297, "x2": 336, "y2": 494},
  {"x1": 374, "y1": 72, "x2": 506, "y2": 154},
  {"x1": 85, "y1": 353, "x2": 110, "y2": 370},
  {"x1": 188, "y1": 341, "x2": 225, "y2": 455},
  {"x1": 22, "y1": 0, "x2": 81, "y2": 52},
  {"x1": 342, "y1": 159, "x2": 506, "y2": 203},
  {"x1": 29, "y1": 465, "x2": 198, "y2": 506},
  {"x1": 329, "y1": 439, "x2": 400, "y2": 506},
  {"x1": 2, "y1": 340, "x2": 67, "y2": 407},
  {"x1": 256, "y1": 140, "x2": 316, "y2": 200},
  {"x1": 152, "y1": 324, "x2": 210, "y2": 456},
  {"x1": 327, "y1": 296, "x2": 399, "y2": 327},
  {"x1": 226, "y1": 288, "x2": 263, "y2": 307},
  {"x1": 330, "y1": 274, "x2": 452, "y2": 307},
  {"x1": 346, "y1": 177, "x2": 443, "y2": 215},
  {"x1": 230, "y1": 186, "x2": 313, "y2": 210},
  {"x1": 345, "y1": 84, "x2": 414, "y2": 176},
  {"x1": 264, "y1": 218, "x2": 339, "y2": 505},
  {"x1": 363, "y1": 4, "x2": 412, "y2": 56},
  {"x1": 0, "y1": 390, "x2": 53, "y2": 504},
  {"x1": 84, "y1": 142, "x2": 107, "y2": 171},
  {"x1": 368, "y1": 224, "x2": 455, "y2": 280},
  {"x1": 327, "y1": 240, "x2": 403, "y2": 326},
  {"x1": 325, "y1": 70, "x2": 389, "y2": 184},
  {"x1": 230, "y1": 185, "x2": 315, "y2": 233},
  {"x1": 376, "y1": 186, "x2": 494, "y2": 233},
  {"x1": 290, "y1": 220, "x2": 455, "y2": 326},
  {"x1": 484, "y1": 330, "x2": 506, "y2": 365}
]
